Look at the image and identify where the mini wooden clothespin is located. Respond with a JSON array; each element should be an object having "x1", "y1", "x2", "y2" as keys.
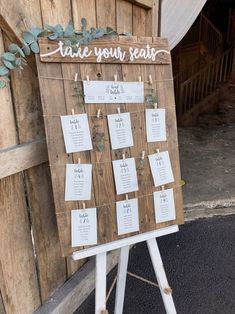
[
  {"x1": 161, "y1": 185, "x2": 165, "y2": 191},
  {"x1": 141, "y1": 150, "x2": 145, "y2": 160},
  {"x1": 122, "y1": 153, "x2": 125, "y2": 160},
  {"x1": 149, "y1": 74, "x2": 153, "y2": 84},
  {"x1": 117, "y1": 107, "x2": 121, "y2": 115},
  {"x1": 114, "y1": 74, "x2": 118, "y2": 82},
  {"x1": 82, "y1": 202, "x2": 86, "y2": 210},
  {"x1": 138, "y1": 76, "x2": 142, "y2": 84},
  {"x1": 156, "y1": 148, "x2": 160, "y2": 154},
  {"x1": 78, "y1": 157, "x2": 81, "y2": 164},
  {"x1": 125, "y1": 194, "x2": 129, "y2": 201},
  {"x1": 74, "y1": 73, "x2": 78, "y2": 82},
  {"x1": 97, "y1": 108, "x2": 101, "y2": 118},
  {"x1": 71, "y1": 109, "x2": 75, "y2": 115},
  {"x1": 154, "y1": 102, "x2": 158, "y2": 109},
  {"x1": 86, "y1": 75, "x2": 90, "y2": 84}
]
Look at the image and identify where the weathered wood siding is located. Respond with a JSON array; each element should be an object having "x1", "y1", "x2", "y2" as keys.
[{"x1": 0, "y1": 1, "x2": 158, "y2": 312}]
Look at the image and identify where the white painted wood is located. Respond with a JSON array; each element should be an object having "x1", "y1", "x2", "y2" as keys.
[
  {"x1": 95, "y1": 252, "x2": 107, "y2": 314},
  {"x1": 114, "y1": 246, "x2": 130, "y2": 314},
  {"x1": 72, "y1": 225, "x2": 179, "y2": 260},
  {"x1": 161, "y1": 0, "x2": 207, "y2": 49},
  {"x1": 147, "y1": 238, "x2": 176, "y2": 314}
]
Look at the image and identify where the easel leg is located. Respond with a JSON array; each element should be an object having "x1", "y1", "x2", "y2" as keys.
[
  {"x1": 114, "y1": 245, "x2": 130, "y2": 314},
  {"x1": 96, "y1": 252, "x2": 107, "y2": 314},
  {"x1": 147, "y1": 238, "x2": 177, "y2": 314}
]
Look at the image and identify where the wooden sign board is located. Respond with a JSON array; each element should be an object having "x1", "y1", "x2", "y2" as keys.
[
  {"x1": 39, "y1": 37, "x2": 171, "y2": 64},
  {"x1": 36, "y1": 36, "x2": 184, "y2": 257}
]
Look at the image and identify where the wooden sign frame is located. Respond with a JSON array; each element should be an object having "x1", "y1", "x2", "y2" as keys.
[{"x1": 36, "y1": 36, "x2": 184, "y2": 257}]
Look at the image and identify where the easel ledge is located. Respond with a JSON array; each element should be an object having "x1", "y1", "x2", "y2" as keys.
[{"x1": 72, "y1": 225, "x2": 179, "y2": 260}]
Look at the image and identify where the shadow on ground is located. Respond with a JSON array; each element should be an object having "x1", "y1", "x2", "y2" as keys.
[{"x1": 76, "y1": 215, "x2": 235, "y2": 314}]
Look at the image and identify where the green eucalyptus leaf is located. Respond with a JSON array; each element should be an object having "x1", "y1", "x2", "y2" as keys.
[
  {"x1": 2, "y1": 52, "x2": 16, "y2": 62},
  {"x1": 48, "y1": 32, "x2": 58, "y2": 40},
  {"x1": 94, "y1": 28, "x2": 105, "y2": 39},
  {"x1": 8, "y1": 43, "x2": 25, "y2": 58},
  {"x1": 0, "y1": 66, "x2": 9, "y2": 76},
  {"x1": 96, "y1": 143, "x2": 104, "y2": 152},
  {"x1": 54, "y1": 24, "x2": 64, "y2": 37},
  {"x1": 22, "y1": 31, "x2": 36, "y2": 44},
  {"x1": 45, "y1": 24, "x2": 55, "y2": 32},
  {"x1": 3, "y1": 60, "x2": 15, "y2": 69},
  {"x1": 22, "y1": 40, "x2": 31, "y2": 56},
  {"x1": 0, "y1": 80, "x2": 6, "y2": 88},
  {"x1": 30, "y1": 41, "x2": 40, "y2": 53},
  {"x1": 64, "y1": 21, "x2": 74, "y2": 37},
  {"x1": 15, "y1": 58, "x2": 22, "y2": 66},
  {"x1": 30, "y1": 27, "x2": 44, "y2": 38},
  {"x1": 81, "y1": 18, "x2": 87, "y2": 28}
]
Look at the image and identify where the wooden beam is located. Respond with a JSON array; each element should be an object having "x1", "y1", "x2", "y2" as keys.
[
  {"x1": 33, "y1": 250, "x2": 120, "y2": 314},
  {"x1": 0, "y1": 139, "x2": 48, "y2": 179},
  {"x1": 126, "y1": 0, "x2": 153, "y2": 9}
]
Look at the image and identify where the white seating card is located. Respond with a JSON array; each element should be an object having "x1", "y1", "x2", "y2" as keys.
[
  {"x1": 148, "y1": 151, "x2": 174, "y2": 186},
  {"x1": 116, "y1": 198, "x2": 139, "y2": 235},
  {"x1": 146, "y1": 108, "x2": 166, "y2": 142},
  {"x1": 65, "y1": 164, "x2": 92, "y2": 201},
  {"x1": 61, "y1": 114, "x2": 92, "y2": 153},
  {"x1": 112, "y1": 157, "x2": 139, "y2": 195},
  {"x1": 71, "y1": 208, "x2": 97, "y2": 247},
  {"x1": 83, "y1": 80, "x2": 144, "y2": 103},
  {"x1": 154, "y1": 188, "x2": 176, "y2": 223},
  {"x1": 107, "y1": 112, "x2": 134, "y2": 150}
]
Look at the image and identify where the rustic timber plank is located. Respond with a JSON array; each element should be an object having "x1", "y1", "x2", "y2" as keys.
[
  {"x1": 116, "y1": 0, "x2": 133, "y2": 34},
  {"x1": 0, "y1": 284, "x2": 5, "y2": 314},
  {"x1": 39, "y1": 37, "x2": 171, "y2": 64},
  {"x1": 96, "y1": 0, "x2": 116, "y2": 29},
  {"x1": 126, "y1": 0, "x2": 153, "y2": 9},
  {"x1": 0, "y1": 29, "x2": 41, "y2": 314},
  {"x1": 133, "y1": 5, "x2": 148, "y2": 36},
  {"x1": 0, "y1": 139, "x2": 48, "y2": 179},
  {"x1": 40, "y1": 0, "x2": 71, "y2": 26},
  {"x1": 72, "y1": 0, "x2": 97, "y2": 29}
]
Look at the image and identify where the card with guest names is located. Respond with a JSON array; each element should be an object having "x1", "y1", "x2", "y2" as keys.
[
  {"x1": 65, "y1": 164, "x2": 92, "y2": 201},
  {"x1": 71, "y1": 207, "x2": 97, "y2": 247},
  {"x1": 146, "y1": 108, "x2": 166, "y2": 142},
  {"x1": 154, "y1": 188, "x2": 176, "y2": 223},
  {"x1": 112, "y1": 157, "x2": 139, "y2": 195},
  {"x1": 107, "y1": 112, "x2": 134, "y2": 150},
  {"x1": 60, "y1": 113, "x2": 92, "y2": 153},
  {"x1": 83, "y1": 80, "x2": 144, "y2": 103},
  {"x1": 148, "y1": 151, "x2": 174, "y2": 186},
  {"x1": 116, "y1": 198, "x2": 139, "y2": 235}
]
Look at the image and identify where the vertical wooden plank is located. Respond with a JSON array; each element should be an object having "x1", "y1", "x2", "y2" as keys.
[
  {"x1": 72, "y1": 0, "x2": 97, "y2": 29},
  {"x1": 0, "y1": 29, "x2": 41, "y2": 314},
  {"x1": 5, "y1": 28, "x2": 67, "y2": 299},
  {"x1": 116, "y1": 0, "x2": 133, "y2": 34},
  {"x1": 40, "y1": 0, "x2": 72, "y2": 26},
  {"x1": 151, "y1": 0, "x2": 159, "y2": 36},
  {"x1": 0, "y1": 292, "x2": 5, "y2": 314},
  {"x1": 69, "y1": 0, "x2": 98, "y2": 274},
  {"x1": 133, "y1": 5, "x2": 147, "y2": 36},
  {"x1": 96, "y1": 0, "x2": 116, "y2": 29}
]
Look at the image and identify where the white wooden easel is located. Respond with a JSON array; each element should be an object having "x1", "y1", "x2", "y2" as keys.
[{"x1": 72, "y1": 225, "x2": 178, "y2": 314}]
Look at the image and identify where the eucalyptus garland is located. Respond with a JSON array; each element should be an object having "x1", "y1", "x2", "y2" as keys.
[{"x1": 0, "y1": 18, "x2": 131, "y2": 88}]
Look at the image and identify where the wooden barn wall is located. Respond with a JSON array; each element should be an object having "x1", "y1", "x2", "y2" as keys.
[{"x1": 0, "y1": 1, "x2": 159, "y2": 313}]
